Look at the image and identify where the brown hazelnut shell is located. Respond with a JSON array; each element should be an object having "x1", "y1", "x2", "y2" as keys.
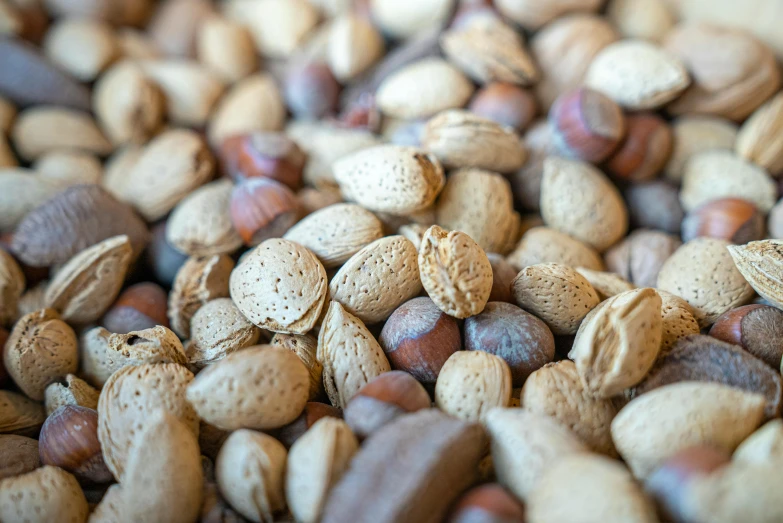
[
  {"x1": 229, "y1": 178, "x2": 299, "y2": 246},
  {"x1": 448, "y1": 483, "x2": 526, "y2": 523},
  {"x1": 220, "y1": 132, "x2": 306, "y2": 190},
  {"x1": 681, "y1": 198, "x2": 764, "y2": 245},
  {"x1": 606, "y1": 113, "x2": 672, "y2": 181},
  {"x1": 709, "y1": 304, "x2": 783, "y2": 369},
  {"x1": 101, "y1": 282, "x2": 170, "y2": 334}
]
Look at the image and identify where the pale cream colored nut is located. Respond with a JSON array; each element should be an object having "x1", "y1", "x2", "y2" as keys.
[
  {"x1": 208, "y1": 73, "x2": 286, "y2": 146},
  {"x1": 166, "y1": 179, "x2": 243, "y2": 257},
  {"x1": 329, "y1": 235, "x2": 422, "y2": 325},
  {"x1": 733, "y1": 419, "x2": 783, "y2": 464},
  {"x1": 270, "y1": 333, "x2": 323, "y2": 401},
  {"x1": 93, "y1": 60, "x2": 165, "y2": 146},
  {"x1": 680, "y1": 150, "x2": 777, "y2": 213},
  {"x1": 4, "y1": 308, "x2": 78, "y2": 401},
  {"x1": 102, "y1": 145, "x2": 143, "y2": 200},
  {"x1": 98, "y1": 363, "x2": 198, "y2": 481},
  {"x1": 328, "y1": 13, "x2": 384, "y2": 82},
  {"x1": 585, "y1": 39, "x2": 690, "y2": 110},
  {"x1": 34, "y1": 150, "x2": 103, "y2": 187},
  {"x1": 657, "y1": 237, "x2": 754, "y2": 326},
  {"x1": 528, "y1": 454, "x2": 658, "y2": 523},
  {"x1": 0, "y1": 135, "x2": 15, "y2": 168},
  {"x1": 434, "y1": 351, "x2": 511, "y2": 422},
  {"x1": 18, "y1": 283, "x2": 48, "y2": 321},
  {"x1": 333, "y1": 144, "x2": 445, "y2": 215},
  {"x1": 88, "y1": 484, "x2": 124, "y2": 523},
  {"x1": 569, "y1": 288, "x2": 662, "y2": 398},
  {"x1": 116, "y1": 28, "x2": 161, "y2": 60},
  {"x1": 11, "y1": 106, "x2": 112, "y2": 162},
  {"x1": 186, "y1": 298, "x2": 261, "y2": 369},
  {"x1": 0, "y1": 247, "x2": 24, "y2": 325},
  {"x1": 422, "y1": 110, "x2": 527, "y2": 174},
  {"x1": 611, "y1": 382, "x2": 766, "y2": 478},
  {"x1": 44, "y1": 374, "x2": 99, "y2": 416},
  {"x1": 187, "y1": 345, "x2": 309, "y2": 431},
  {"x1": 0, "y1": 390, "x2": 45, "y2": 435},
  {"x1": 522, "y1": 360, "x2": 619, "y2": 456},
  {"x1": 44, "y1": 17, "x2": 119, "y2": 82},
  {"x1": 419, "y1": 225, "x2": 494, "y2": 319},
  {"x1": 575, "y1": 268, "x2": 635, "y2": 301},
  {"x1": 656, "y1": 290, "x2": 700, "y2": 356},
  {"x1": 230, "y1": 239, "x2": 327, "y2": 334},
  {"x1": 286, "y1": 417, "x2": 359, "y2": 523},
  {"x1": 485, "y1": 408, "x2": 587, "y2": 501},
  {"x1": 139, "y1": 59, "x2": 225, "y2": 127},
  {"x1": 512, "y1": 263, "x2": 600, "y2": 336},
  {"x1": 665, "y1": 115, "x2": 738, "y2": 182},
  {"x1": 376, "y1": 58, "x2": 475, "y2": 120},
  {"x1": 369, "y1": 0, "x2": 452, "y2": 39},
  {"x1": 507, "y1": 226, "x2": 604, "y2": 272},
  {"x1": 0, "y1": 169, "x2": 58, "y2": 233},
  {"x1": 283, "y1": 203, "x2": 384, "y2": 269},
  {"x1": 216, "y1": 429, "x2": 287, "y2": 523},
  {"x1": 736, "y1": 92, "x2": 783, "y2": 176},
  {"x1": 541, "y1": 157, "x2": 628, "y2": 252},
  {"x1": 0, "y1": 466, "x2": 88, "y2": 523},
  {"x1": 44, "y1": 235, "x2": 132, "y2": 324},
  {"x1": 496, "y1": 0, "x2": 603, "y2": 30},
  {"x1": 398, "y1": 223, "x2": 429, "y2": 250},
  {"x1": 169, "y1": 254, "x2": 234, "y2": 339},
  {"x1": 224, "y1": 0, "x2": 318, "y2": 58},
  {"x1": 728, "y1": 240, "x2": 783, "y2": 310},
  {"x1": 317, "y1": 301, "x2": 391, "y2": 408},
  {"x1": 607, "y1": 0, "x2": 675, "y2": 42},
  {"x1": 197, "y1": 14, "x2": 257, "y2": 83}
]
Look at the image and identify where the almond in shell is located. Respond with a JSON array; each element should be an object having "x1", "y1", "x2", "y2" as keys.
[{"x1": 727, "y1": 240, "x2": 783, "y2": 310}]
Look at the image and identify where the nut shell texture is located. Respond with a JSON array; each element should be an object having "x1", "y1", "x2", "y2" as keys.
[
  {"x1": 0, "y1": 466, "x2": 88, "y2": 523},
  {"x1": 507, "y1": 226, "x2": 604, "y2": 271},
  {"x1": 186, "y1": 297, "x2": 261, "y2": 369},
  {"x1": 435, "y1": 351, "x2": 511, "y2": 421},
  {"x1": 169, "y1": 254, "x2": 234, "y2": 339},
  {"x1": 728, "y1": 240, "x2": 783, "y2": 311}
]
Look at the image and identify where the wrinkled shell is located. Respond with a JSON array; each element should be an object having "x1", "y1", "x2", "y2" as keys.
[
  {"x1": 186, "y1": 298, "x2": 261, "y2": 369},
  {"x1": 435, "y1": 351, "x2": 511, "y2": 421},
  {"x1": 44, "y1": 374, "x2": 99, "y2": 416},
  {"x1": 657, "y1": 290, "x2": 701, "y2": 355},
  {"x1": 728, "y1": 240, "x2": 783, "y2": 310},
  {"x1": 0, "y1": 248, "x2": 24, "y2": 325},
  {"x1": 0, "y1": 466, "x2": 88, "y2": 523},
  {"x1": 270, "y1": 333, "x2": 323, "y2": 401},
  {"x1": 576, "y1": 268, "x2": 635, "y2": 301},
  {"x1": 11, "y1": 106, "x2": 112, "y2": 161},
  {"x1": 169, "y1": 254, "x2": 234, "y2": 339},
  {"x1": 507, "y1": 226, "x2": 604, "y2": 271},
  {"x1": 736, "y1": 91, "x2": 783, "y2": 175},
  {"x1": 0, "y1": 390, "x2": 45, "y2": 435}
]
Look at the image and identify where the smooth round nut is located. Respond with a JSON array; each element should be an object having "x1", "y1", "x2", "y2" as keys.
[
  {"x1": 709, "y1": 304, "x2": 783, "y2": 369},
  {"x1": 229, "y1": 178, "x2": 299, "y2": 246},
  {"x1": 284, "y1": 61, "x2": 341, "y2": 120},
  {"x1": 447, "y1": 483, "x2": 526, "y2": 523},
  {"x1": 434, "y1": 351, "x2": 512, "y2": 422},
  {"x1": 606, "y1": 113, "x2": 672, "y2": 181},
  {"x1": 681, "y1": 198, "x2": 764, "y2": 245},
  {"x1": 101, "y1": 282, "x2": 169, "y2": 334},
  {"x1": 624, "y1": 180, "x2": 684, "y2": 235},
  {"x1": 468, "y1": 83, "x2": 537, "y2": 131},
  {"x1": 220, "y1": 132, "x2": 306, "y2": 190}
]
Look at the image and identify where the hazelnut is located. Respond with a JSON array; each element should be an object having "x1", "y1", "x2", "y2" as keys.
[
  {"x1": 229, "y1": 178, "x2": 299, "y2": 246},
  {"x1": 606, "y1": 113, "x2": 672, "y2": 181},
  {"x1": 486, "y1": 253, "x2": 517, "y2": 304},
  {"x1": 344, "y1": 371, "x2": 431, "y2": 439},
  {"x1": 681, "y1": 198, "x2": 764, "y2": 245},
  {"x1": 220, "y1": 132, "x2": 306, "y2": 190},
  {"x1": 268, "y1": 402, "x2": 342, "y2": 449},
  {"x1": 39, "y1": 405, "x2": 113, "y2": 484},
  {"x1": 379, "y1": 297, "x2": 462, "y2": 384},
  {"x1": 468, "y1": 83, "x2": 537, "y2": 132},
  {"x1": 101, "y1": 282, "x2": 170, "y2": 334},
  {"x1": 284, "y1": 60, "x2": 341, "y2": 120},
  {"x1": 146, "y1": 222, "x2": 189, "y2": 288},
  {"x1": 549, "y1": 87, "x2": 625, "y2": 163},
  {"x1": 0, "y1": 435, "x2": 40, "y2": 479},
  {"x1": 709, "y1": 304, "x2": 783, "y2": 369},
  {"x1": 624, "y1": 180, "x2": 684, "y2": 235},
  {"x1": 447, "y1": 483, "x2": 526, "y2": 523}
]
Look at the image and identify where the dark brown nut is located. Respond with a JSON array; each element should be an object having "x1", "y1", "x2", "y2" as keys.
[
  {"x1": 268, "y1": 402, "x2": 342, "y2": 449},
  {"x1": 229, "y1": 178, "x2": 299, "y2": 246},
  {"x1": 464, "y1": 302, "x2": 555, "y2": 387},
  {"x1": 321, "y1": 409, "x2": 487, "y2": 523},
  {"x1": 379, "y1": 297, "x2": 462, "y2": 384},
  {"x1": 39, "y1": 405, "x2": 112, "y2": 484},
  {"x1": 0, "y1": 435, "x2": 39, "y2": 479},
  {"x1": 220, "y1": 132, "x2": 306, "y2": 190},
  {"x1": 709, "y1": 304, "x2": 783, "y2": 369},
  {"x1": 284, "y1": 60, "x2": 341, "y2": 120},
  {"x1": 549, "y1": 87, "x2": 625, "y2": 164},
  {"x1": 681, "y1": 198, "x2": 764, "y2": 245},
  {"x1": 0, "y1": 390, "x2": 45, "y2": 436},
  {"x1": 146, "y1": 221, "x2": 189, "y2": 288},
  {"x1": 101, "y1": 282, "x2": 170, "y2": 334},
  {"x1": 11, "y1": 184, "x2": 150, "y2": 268},
  {"x1": 344, "y1": 371, "x2": 431, "y2": 439},
  {"x1": 468, "y1": 82, "x2": 537, "y2": 131},
  {"x1": 624, "y1": 180, "x2": 684, "y2": 235},
  {"x1": 604, "y1": 229, "x2": 682, "y2": 288},
  {"x1": 606, "y1": 113, "x2": 673, "y2": 182},
  {"x1": 447, "y1": 483, "x2": 526, "y2": 523},
  {"x1": 168, "y1": 255, "x2": 234, "y2": 339},
  {"x1": 486, "y1": 252, "x2": 517, "y2": 304},
  {"x1": 635, "y1": 334, "x2": 783, "y2": 418}
]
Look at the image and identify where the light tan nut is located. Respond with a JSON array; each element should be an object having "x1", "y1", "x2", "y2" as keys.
[
  {"x1": 507, "y1": 226, "x2": 604, "y2": 271},
  {"x1": 733, "y1": 419, "x2": 783, "y2": 464},
  {"x1": 0, "y1": 390, "x2": 45, "y2": 435},
  {"x1": 230, "y1": 239, "x2": 327, "y2": 334},
  {"x1": 216, "y1": 429, "x2": 287, "y2": 523},
  {"x1": 317, "y1": 301, "x2": 391, "y2": 408},
  {"x1": 512, "y1": 263, "x2": 600, "y2": 335},
  {"x1": 434, "y1": 351, "x2": 511, "y2": 422},
  {"x1": 102, "y1": 145, "x2": 143, "y2": 199},
  {"x1": 197, "y1": 14, "x2": 257, "y2": 83},
  {"x1": 328, "y1": 13, "x2": 384, "y2": 82},
  {"x1": 0, "y1": 466, "x2": 88, "y2": 523},
  {"x1": 286, "y1": 417, "x2": 359, "y2": 523},
  {"x1": 87, "y1": 484, "x2": 124, "y2": 523},
  {"x1": 736, "y1": 91, "x2": 783, "y2": 176},
  {"x1": 0, "y1": 169, "x2": 58, "y2": 233},
  {"x1": 657, "y1": 290, "x2": 701, "y2": 356},
  {"x1": 369, "y1": 0, "x2": 452, "y2": 39},
  {"x1": 575, "y1": 268, "x2": 635, "y2": 301},
  {"x1": 728, "y1": 240, "x2": 783, "y2": 310},
  {"x1": 44, "y1": 374, "x2": 99, "y2": 416},
  {"x1": 657, "y1": 237, "x2": 754, "y2": 326},
  {"x1": 611, "y1": 382, "x2": 766, "y2": 478},
  {"x1": 187, "y1": 345, "x2": 309, "y2": 431},
  {"x1": 169, "y1": 254, "x2": 234, "y2": 339},
  {"x1": 270, "y1": 333, "x2": 323, "y2": 401},
  {"x1": 0, "y1": 434, "x2": 39, "y2": 480},
  {"x1": 34, "y1": 150, "x2": 103, "y2": 187},
  {"x1": 185, "y1": 298, "x2": 261, "y2": 369},
  {"x1": 43, "y1": 18, "x2": 118, "y2": 82},
  {"x1": 224, "y1": 0, "x2": 318, "y2": 58},
  {"x1": 665, "y1": 115, "x2": 738, "y2": 182},
  {"x1": 0, "y1": 135, "x2": 15, "y2": 168},
  {"x1": 540, "y1": 157, "x2": 628, "y2": 252},
  {"x1": 496, "y1": 0, "x2": 603, "y2": 30},
  {"x1": 0, "y1": 247, "x2": 24, "y2": 326},
  {"x1": 607, "y1": 0, "x2": 675, "y2": 42},
  {"x1": 4, "y1": 308, "x2": 78, "y2": 401}
]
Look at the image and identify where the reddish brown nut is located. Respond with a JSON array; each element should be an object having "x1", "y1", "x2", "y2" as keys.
[
  {"x1": 606, "y1": 113, "x2": 672, "y2": 182},
  {"x1": 549, "y1": 87, "x2": 625, "y2": 164},
  {"x1": 379, "y1": 297, "x2": 462, "y2": 384},
  {"x1": 337, "y1": 93, "x2": 382, "y2": 132},
  {"x1": 447, "y1": 483, "x2": 526, "y2": 523},
  {"x1": 39, "y1": 405, "x2": 113, "y2": 484},
  {"x1": 268, "y1": 402, "x2": 342, "y2": 449},
  {"x1": 220, "y1": 132, "x2": 306, "y2": 190},
  {"x1": 709, "y1": 305, "x2": 783, "y2": 369},
  {"x1": 101, "y1": 282, "x2": 170, "y2": 334},
  {"x1": 146, "y1": 221, "x2": 189, "y2": 288},
  {"x1": 468, "y1": 82, "x2": 537, "y2": 132},
  {"x1": 624, "y1": 181, "x2": 684, "y2": 235},
  {"x1": 284, "y1": 60, "x2": 341, "y2": 120},
  {"x1": 344, "y1": 371, "x2": 431, "y2": 439},
  {"x1": 229, "y1": 178, "x2": 299, "y2": 246},
  {"x1": 681, "y1": 198, "x2": 764, "y2": 245},
  {"x1": 486, "y1": 253, "x2": 517, "y2": 304}
]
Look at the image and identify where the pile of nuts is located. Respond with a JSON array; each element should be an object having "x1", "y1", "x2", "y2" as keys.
[{"x1": 3, "y1": 0, "x2": 783, "y2": 521}]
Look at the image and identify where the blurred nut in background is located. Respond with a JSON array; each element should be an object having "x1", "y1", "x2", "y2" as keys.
[{"x1": 681, "y1": 198, "x2": 764, "y2": 245}]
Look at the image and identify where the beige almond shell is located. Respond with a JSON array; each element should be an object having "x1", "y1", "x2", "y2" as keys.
[
  {"x1": 434, "y1": 351, "x2": 512, "y2": 422},
  {"x1": 333, "y1": 144, "x2": 445, "y2": 215},
  {"x1": 512, "y1": 263, "x2": 600, "y2": 335},
  {"x1": 197, "y1": 15, "x2": 257, "y2": 84},
  {"x1": 540, "y1": 157, "x2": 628, "y2": 252},
  {"x1": 4, "y1": 308, "x2": 78, "y2": 401},
  {"x1": 657, "y1": 238, "x2": 754, "y2": 326},
  {"x1": 0, "y1": 390, "x2": 46, "y2": 435},
  {"x1": 270, "y1": 333, "x2": 323, "y2": 402},
  {"x1": 43, "y1": 18, "x2": 118, "y2": 82},
  {"x1": 283, "y1": 203, "x2": 384, "y2": 269},
  {"x1": 224, "y1": 0, "x2": 318, "y2": 59},
  {"x1": 317, "y1": 301, "x2": 391, "y2": 409},
  {"x1": 44, "y1": 235, "x2": 133, "y2": 324},
  {"x1": 168, "y1": 254, "x2": 234, "y2": 339},
  {"x1": 185, "y1": 297, "x2": 261, "y2": 369},
  {"x1": 728, "y1": 240, "x2": 783, "y2": 310},
  {"x1": 575, "y1": 268, "x2": 635, "y2": 301},
  {"x1": 507, "y1": 226, "x2": 604, "y2": 271},
  {"x1": 216, "y1": 429, "x2": 288, "y2": 523},
  {"x1": 657, "y1": 290, "x2": 701, "y2": 356},
  {"x1": 34, "y1": 150, "x2": 103, "y2": 187},
  {"x1": 606, "y1": 0, "x2": 675, "y2": 42},
  {"x1": 733, "y1": 419, "x2": 783, "y2": 465},
  {"x1": 327, "y1": 13, "x2": 384, "y2": 82},
  {"x1": 495, "y1": 0, "x2": 603, "y2": 30},
  {"x1": 87, "y1": 484, "x2": 124, "y2": 523},
  {"x1": 286, "y1": 417, "x2": 359, "y2": 523},
  {"x1": 329, "y1": 235, "x2": 422, "y2": 325},
  {"x1": 611, "y1": 382, "x2": 766, "y2": 478},
  {"x1": 665, "y1": 115, "x2": 739, "y2": 183},
  {"x1": 186, "y1": 345, "x2": 310, "y2": 431},
  {"x1": 0, "y1": 170, "x2": 59, "y2": 233},
  {"x1": 44, "y1": 374, "x2": 100, "y2": 416},
  {"x1": 230, "y1": 239, "x2": 328, "y2": 335},
  {"x1": 485, "y1": 408, "x2": 587, "y2": 502},
  {"x1": 98, "y1": 363, "x2": 199, "y2": 481},
  {"x1": 521, "y1": 360, "x2": 619, "y2": 456},
  {"x1": 369, "y1": 0, "x2": 452, "y2": 40},
  {"x1": 0, "y1": 466, "x2": 89, "y2": 523},
  {"x1": 0, "y1": 247, "x2": 24, "y2": 326},
  {"x1": 736, "y1": 91, "x2": 783, "y2": 175}
]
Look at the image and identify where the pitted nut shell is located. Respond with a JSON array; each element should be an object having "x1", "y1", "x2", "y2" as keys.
[
  {"x1": 270, "y1": 333, "x2": 323, "y2": 401},
  {"x1": 507, "y1": 226, "x2": 604, "y2": 271},
  {"x1": 168, "y1": 254, "x2": 234, "y2": 339},
  {"x1": 0, "y1": 390, "x2": 46, "y2": 435},
  {"x1": 44, "y1": 374, "x2": 99, "y2": 416},
  {"x1": 657, "y1": 290, "x2": 701, "y2": 355},
  {"x1": 186, "y1": 298, "x2": 261, "y2": 369},
  {"x1": 0, "y1": 466, "x2": 88, "y2": 523},
  {"x1": 434, "y1": 351, "x2": 511, "y2": 422},
  {"x1": 728, "y1": 240, "x2": 783, "y2": 311}
]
